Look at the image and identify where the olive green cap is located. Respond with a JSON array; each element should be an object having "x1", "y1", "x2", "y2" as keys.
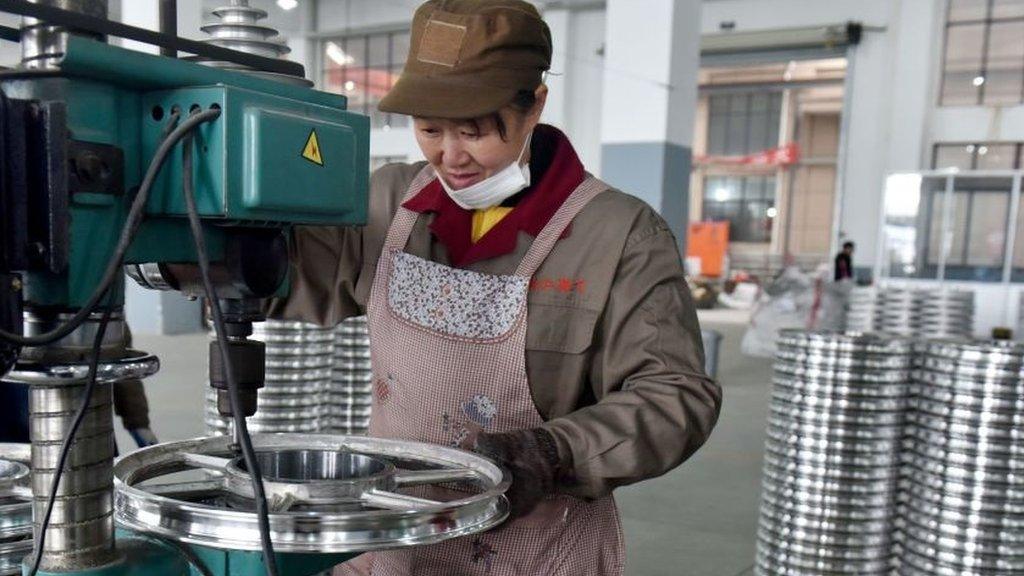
[{"x1": 378, "y1": 0, "x2": 552, "y2": 119}]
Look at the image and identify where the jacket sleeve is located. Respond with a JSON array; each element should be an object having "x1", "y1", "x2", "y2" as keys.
[
  {"x1": 263, "y1": 162, "x2": 421, "y2": 326},
  {"x1": 263, "y1": 224, "x2": 363, "y2": 327},
  {"x1": 541, "y1": 219, "x2": 723, "y2": 499}
]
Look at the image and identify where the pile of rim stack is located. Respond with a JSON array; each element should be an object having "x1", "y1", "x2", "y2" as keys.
[
  {"x1": 0, "y1": 444, "x2": 31, "y2": 576},
  {"x1": 844, "y1": 287, "x2": 974, "y2": 340},
  {"x1": 845, "y1": 287, "x2": 881, "y2": 333},
  {"x1": 205, "y1": 320, "x2": 334, "y2": 435},
  {"x1": 756, "y1": 330, "x2": 912, "y2": 576},
  {"x1": 895, "y1": 339, "x2": 1024, "y2": 575},
  {"x1": 877, "y1": 289, "x2": 918, "y2": 337},
  {"x1": 328, "y1": 316, "x2": 373, "y2": 435},
  {"x1": 914, "y1": 290, "x2": 974, "y2": 339}
]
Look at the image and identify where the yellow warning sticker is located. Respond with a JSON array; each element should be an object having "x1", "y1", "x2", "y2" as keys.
[{"x1": 301, "y1": 129, "x2": 324, "y2": 166}]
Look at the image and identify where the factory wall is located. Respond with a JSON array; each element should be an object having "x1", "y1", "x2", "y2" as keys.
[{"x1": 701, "y1": 0, "x2": 930, "y2": 274}]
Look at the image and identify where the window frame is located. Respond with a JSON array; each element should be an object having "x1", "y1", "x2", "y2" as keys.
[
  {"x1": 932, "y1": 141, "x2": 1024, "y2": 170},
  {"x1": 940, "y1": 0, "x2": 1024, "y2": 106},
  {"x1": 320, "y1": 29, "x2": 411, "y2": 129}
]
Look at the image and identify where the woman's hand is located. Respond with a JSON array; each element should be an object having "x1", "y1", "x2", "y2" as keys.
[{"x1": 473, "y1": 428, "x2": 562, "y2": 519}]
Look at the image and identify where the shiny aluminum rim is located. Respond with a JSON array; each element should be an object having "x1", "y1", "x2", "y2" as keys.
[
  {"x1": 771, "y1": 387, "x2": 909, "y2": 412},
  {"x1": 899, "y1": 505, "x2": 1024, "y2": 545},
  {"x1": 114, "y1": 434, "x2": 509, "y2": 552},
  {"x1": 2, "y1": 350, "x2": 159, "y2": 385},
  {"x1": 755, "y1": 546, "x2": 892, "y2": 574},
  {"x1": 758, "y1": 515, "x2": 893, "y2": 548},
  {"x1": 777, "y1": 330, "x2": 912, "y2": 354},
  {"x1": 0, "y1": 537, "x2": 32, "y2": 576}
]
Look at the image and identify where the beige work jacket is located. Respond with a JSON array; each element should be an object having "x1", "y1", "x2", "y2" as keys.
[{"x1": 267, "y1": 161, "x2": 723, "y2": 498}]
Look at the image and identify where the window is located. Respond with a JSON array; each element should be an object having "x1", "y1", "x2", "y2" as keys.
[
  {"x1": 941, "y1": 0, "x2": 1024, "y2": 105},
  {"x1": 933, "y1": 142, "x2": 1023, "y2": 169},
  {"x1": 321, "y1": 31, "x2": 411, "y2": 129},
  {"x1": 882, "y1": 174, "x2": 1015, "y2": 283},
  {"x1": 703, "y1": 175, "x2": 777, "y2": 243},
  {"x1": 923, "y1": 179, "x2": 1011, "y2": 281},
  {"x1": 701, "y1": 91, "x2": 782, "y2": 243},
  {"x1": 706, "y1": 92, "x2": 783, "y2": 155}
]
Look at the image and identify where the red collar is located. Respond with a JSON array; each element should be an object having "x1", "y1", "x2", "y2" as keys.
[{"x1": 401, "y1": 124, "x2": 586, "y2": 268}]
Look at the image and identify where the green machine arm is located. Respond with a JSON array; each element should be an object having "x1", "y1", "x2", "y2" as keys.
[
  {"x1": 5, "y1": 35, "x2": 369, "y2": 309},
  {"x1": 0, "y1": 29, "x2": 368, "y2": 576}
]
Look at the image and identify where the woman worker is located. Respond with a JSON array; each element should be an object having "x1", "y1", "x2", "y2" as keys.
[{"x1": 268, "y1": 0, "x2": 722, "y2": 573}]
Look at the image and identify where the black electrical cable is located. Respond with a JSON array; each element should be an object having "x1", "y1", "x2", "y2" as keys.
[
  {"x1": 26, "y1": 295, "x2": 115, "y2": 576},
  {"x1": 20, "y1": 110, "x2": 221, "y2": 576},
  {"x1": 0, "y1": 109, "x2": 221, "y2": 347},
  {"x1": 180, "y1": 124, "x2": 279, "y2": 576}
]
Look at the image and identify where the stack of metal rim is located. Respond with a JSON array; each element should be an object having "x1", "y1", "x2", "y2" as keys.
[
  {"x1": 757, "y1": 330, "x2": 913, "y2": 576},
  {"x1": 877, "y1": 289, "x2": 919, "y2": 337},
  {"x1": 895, "y1": 339, "x2": 1024, "y2": 575},
  {"x1": 329, "y1": 316, "x2": 373, "y2": 435},
  {"x1": 843, "y1": 287, "x2": 976, "y2": 340},
  {"x1": 845, "y1": 287, "x2": 881, "y2": 333},
  {"x1": 205, "y1": 320, "x2": 334, "y2": 435},
  {"x1": 913, "y1": 290, "x2": 974, "y2": 340},
  {"x1": 0, "y1": 444, "x2": 31, "y2": 576}
]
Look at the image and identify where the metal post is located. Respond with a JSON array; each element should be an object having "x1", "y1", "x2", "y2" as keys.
[
  {"x1": 28, "y1": 378, "x2": 116, "y2": 570},
  {"x1": 158, "y1": 0, "x2": 176, "y2": 58},
  {"x1": 21, "y1": 0, "x2": 108, "y2": 70},
  {"x1": 936, "y1": 174, "x2": 955, "y2": 283},
  {"x1": 829, "y1": 44, "x2": 856, "y2": 265},
  {"x1": 1001, "y1": 174, "x2": 1021, "y2": 328},
  {"x1": 15, "y1": 310, "x2": 126, "y2": 571}
]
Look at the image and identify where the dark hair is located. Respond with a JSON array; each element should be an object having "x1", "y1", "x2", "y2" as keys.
[
  {"x1": 843, "y1": 241, "x2": 855, "y2": 250},
  {"x1": 467, "y1": 89, "x2": 538, "y2": 141}
]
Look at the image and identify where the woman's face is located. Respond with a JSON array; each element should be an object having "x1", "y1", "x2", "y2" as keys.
[{"x1": 413, "y1": 87, "x2": 546, "y2": 191}]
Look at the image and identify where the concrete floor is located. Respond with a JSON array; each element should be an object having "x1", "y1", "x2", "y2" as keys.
[{"x1": 124, "y1": 310, "x2": 772, "y2": 576}]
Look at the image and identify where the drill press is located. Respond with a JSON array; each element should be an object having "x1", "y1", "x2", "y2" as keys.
[{"x1": 0, "y1": 2, "x2": 509, "y2": 575}]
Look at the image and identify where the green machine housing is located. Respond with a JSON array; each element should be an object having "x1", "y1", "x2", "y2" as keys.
[{"x1": 1, "y1": 36, "x2": 369, "y2": 309}]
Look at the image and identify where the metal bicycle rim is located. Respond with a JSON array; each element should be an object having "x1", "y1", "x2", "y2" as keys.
[{"x1": 114, "y1": 434, "x2": 509, "y2": 553}]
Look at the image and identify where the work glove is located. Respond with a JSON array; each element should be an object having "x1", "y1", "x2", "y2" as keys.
[
  {"x1": 473, "y1": 428, "x2": 562, "y2": 519},
  {"x1": 128, "y1": 427, "x2": 159, "y2": 448}
]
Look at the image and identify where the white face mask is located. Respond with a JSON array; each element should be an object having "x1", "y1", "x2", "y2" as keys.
[{"x1": 439, "y1": 133, "x2": 532, "y2": 210}]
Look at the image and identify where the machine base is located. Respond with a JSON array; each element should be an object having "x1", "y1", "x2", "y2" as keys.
[{"x1": 23, "y1": 532, "x2": 355, "y2": 576}]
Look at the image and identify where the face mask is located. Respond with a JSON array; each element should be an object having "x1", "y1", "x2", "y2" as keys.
[{"x1": 439, "y1": 133, "x2": 532, "y2": 210}]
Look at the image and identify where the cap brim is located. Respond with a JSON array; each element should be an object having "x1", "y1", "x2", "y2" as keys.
[{"x1": 378, "y1": 73, "x2": 519, "y2": 119}]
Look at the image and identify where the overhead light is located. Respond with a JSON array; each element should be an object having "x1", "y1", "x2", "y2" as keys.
[
  {"x1": 277, "y1": 0, "x2": 298, "y2": 10},
  {"x1": 344, "y1": 80, "x2": 356, "y2": 92},
  {"x1": 326, "y1": 42, "x2": 354, "y2": 66},
  {"x1": 973, "y1": 75, "x2": 986, "y2": 87},
  {"x1": 766, "y1": 207, "x2": 778, "y2": 218},
  {"x1": 713, "y1": 188, "x2": 729, "y2": 202},
  {"x1": 978, "y1": 145, "x2": 989, "y2": 155},
  {"x1": 966, "y1": 144, "x2": 976, "y2": 153}
]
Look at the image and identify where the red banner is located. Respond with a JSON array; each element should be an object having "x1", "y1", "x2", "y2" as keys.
[{"x1": 695, "y1": 143, "x2": 800, "y2": 167}]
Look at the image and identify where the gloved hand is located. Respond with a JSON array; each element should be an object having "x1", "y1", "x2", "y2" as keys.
[
  {"x1": 473, "y1": 428, "x2": 562, "y2": 519},
  {"x1": 128, "y1": 427, "x2": 159, "y2": 448}
]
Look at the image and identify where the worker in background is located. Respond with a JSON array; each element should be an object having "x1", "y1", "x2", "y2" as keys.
[
  {"x1": 268, "y1": 1, "x2": 722, "y2": 574},
  {"x1": 835, "y1": 241, "x2": 855, "y2": 282}
]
